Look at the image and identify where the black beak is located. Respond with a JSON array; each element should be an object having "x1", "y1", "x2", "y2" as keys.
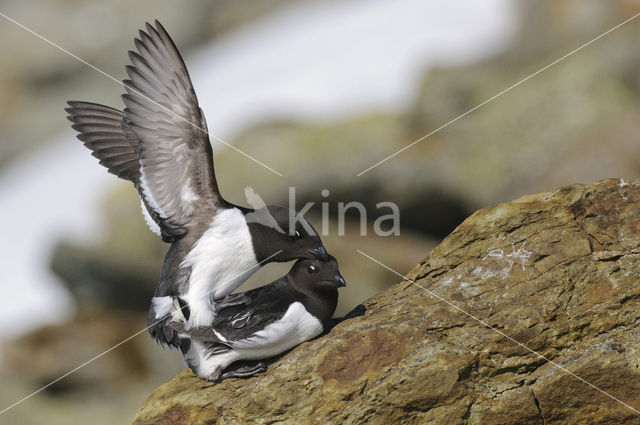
[
  {"x1": 308, "y1": 246, "x2": 329, "y2": 261},
  {"x1": 331, "y1": 272, "x2": 346, "y2": 287}
]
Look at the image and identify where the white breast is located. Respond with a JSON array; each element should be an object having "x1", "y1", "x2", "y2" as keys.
[
  {"x1": 181, "y1": 302, "x2": 324, "y2": 380},
  {"x1": 181, "y1": 208, "x2": 258, "y2": 326},
  {"x1": 231, "y1": 302, "x2": 324, "y2": 358}
]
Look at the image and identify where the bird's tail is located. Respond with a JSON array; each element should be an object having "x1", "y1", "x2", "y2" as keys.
[{"x1": 148, "y1": 296, "x2": 190, "y2": 352}]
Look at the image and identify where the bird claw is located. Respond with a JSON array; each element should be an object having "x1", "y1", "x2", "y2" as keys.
[{"x1": 205, "y1": 367, "x2": 222, "y2": 382}]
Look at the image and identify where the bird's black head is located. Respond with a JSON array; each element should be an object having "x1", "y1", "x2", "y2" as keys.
[
  {"x1": 245, "y1": 205, "x2": 328, "y2": 264},
  {"x1": 289, "y1": 254, "x2": 346, "y2": 290},
  {"x1": 287, "y1": 255, "x2": 344, "y2": 328}
]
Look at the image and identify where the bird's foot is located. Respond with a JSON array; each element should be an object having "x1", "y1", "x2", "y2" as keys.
[
  {"x1": 220, "y1": 362, "x2": 267, "y2": 380},
  {"x1": 203, "y1": 367, "x2": 222, "y2": 382}
]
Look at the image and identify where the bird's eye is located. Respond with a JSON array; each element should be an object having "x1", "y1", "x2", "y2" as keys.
[
  {"x1": 307, "y1": 265, "x2": 317, "y2": 273},
  {"x1": 295, "y1": 230, "x2": 301, "y2": 238}
]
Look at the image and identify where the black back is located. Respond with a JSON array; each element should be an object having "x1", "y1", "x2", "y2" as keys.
[{"x1": 177, "y1": 256, "x2": 344, "y2": 344}]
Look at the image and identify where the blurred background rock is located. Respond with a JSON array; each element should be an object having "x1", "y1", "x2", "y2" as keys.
[{"x1": 1, "y1": 0, "x2": 640, "y2": 423}]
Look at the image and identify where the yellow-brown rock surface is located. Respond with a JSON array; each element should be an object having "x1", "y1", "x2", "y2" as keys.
[{"x1": 133, "y1": 179, "x2": 640, "y2": 424}]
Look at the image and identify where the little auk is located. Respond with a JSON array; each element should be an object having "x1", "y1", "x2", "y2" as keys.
[
  {"x1": 65, "y1": 20, "x2": 329, "y2": 353},
  {"x1": 162, "y1": 255, "x2": 345, "y2": 381}
]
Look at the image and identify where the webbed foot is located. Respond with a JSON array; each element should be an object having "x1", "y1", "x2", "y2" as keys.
[
  {"x1": 204, "y1": 367, "x2": 222, "y2": 382},
  {"x1": 220, "y1": 362, "x2": 267, "y2": 380}
]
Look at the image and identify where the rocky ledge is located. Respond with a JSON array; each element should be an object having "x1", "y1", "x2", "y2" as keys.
[{"x1": 133, "y1": 179, "x2": 640, "y2": 425}]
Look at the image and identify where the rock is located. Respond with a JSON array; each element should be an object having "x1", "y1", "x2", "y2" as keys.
[{"x1": 133, "y1": 179, "x2": 640, "y2": 424}]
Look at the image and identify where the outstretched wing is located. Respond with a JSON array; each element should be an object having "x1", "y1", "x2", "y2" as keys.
[
  {"x1": 122, "y1": 20, "x2": 223, "y2": 237},
  {"x1": 66, "y1": 101, "x2": 140, "y2": 182},
  {"x1": 66, "y1": 101, "x2": 166, "y2": 239}
]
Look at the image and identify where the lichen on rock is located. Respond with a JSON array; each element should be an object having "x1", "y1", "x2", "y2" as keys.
[{"x1": 133, "y1": 179, "x2": 640, "y2": 425}]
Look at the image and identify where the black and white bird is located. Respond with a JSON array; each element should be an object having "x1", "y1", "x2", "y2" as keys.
[
  {"x1": 162, "y1": 255, "x2": 345, "y2": 381},
  {"x1": 65, "y1": 21, "x2": 329, "y2": 355}
]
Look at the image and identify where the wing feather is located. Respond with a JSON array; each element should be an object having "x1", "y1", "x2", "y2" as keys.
[
  {"x1": 66, "y1": 101, "x2": 174, "y2": 240},
  {"x1": 121, "y1": 20, "x2": 222, "y2": 234},
  {"x1": 68, "y1": 20, "x2": 223, "y2": 241},
  {"x1": 66, "y1": 101, "x2": 140, "y2": 183}
]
